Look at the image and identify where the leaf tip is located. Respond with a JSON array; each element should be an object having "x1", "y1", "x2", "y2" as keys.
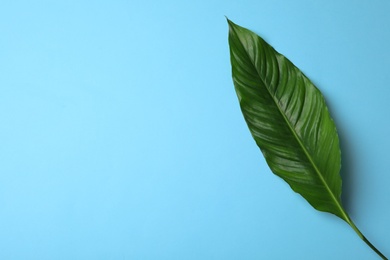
[{"x1": 226, "y1": 17, "x2": 234, "y2": 28}]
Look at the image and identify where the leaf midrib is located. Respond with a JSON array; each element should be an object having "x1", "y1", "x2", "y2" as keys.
[{"x1": 229, "y1": 22, "x2": 348, "y2": 221}]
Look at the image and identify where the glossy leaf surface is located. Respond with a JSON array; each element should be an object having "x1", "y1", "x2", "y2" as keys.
[
  {"x1": 227, "y1": 19, "x2": 388, "y2": 259},
  {"x1": 227, "y1": 19, "x2": 347, "y2": 220}
]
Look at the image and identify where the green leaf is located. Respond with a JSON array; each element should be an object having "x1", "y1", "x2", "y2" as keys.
[
  {"x1": 227, "y1": 19, "x2": 388, "y2": 259},
  {"x1": 228, "y1": 18, "x2": 345, "y2": 219}
]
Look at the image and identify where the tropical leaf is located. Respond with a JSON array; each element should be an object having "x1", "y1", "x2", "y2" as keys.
[{"x1": 227, "y1": 18, "x2": 387, "y2": 260}]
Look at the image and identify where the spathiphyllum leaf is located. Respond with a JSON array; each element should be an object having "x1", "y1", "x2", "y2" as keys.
[{"x1": 227, "y1": 19, "x2": 387, "y2": 259}]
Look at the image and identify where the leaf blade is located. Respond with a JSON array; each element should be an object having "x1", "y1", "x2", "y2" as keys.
[{"x1": 227, "y1": 19, "x2": 347, "y2": 220}]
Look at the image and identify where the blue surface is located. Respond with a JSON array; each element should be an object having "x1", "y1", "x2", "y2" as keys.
[{"x1": 1, "y1": 1, "x2": 389, "y2": 259}]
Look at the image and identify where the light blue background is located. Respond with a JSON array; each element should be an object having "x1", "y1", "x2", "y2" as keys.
[{"x1": 1, "y1": 0, "x2": 389, "y2": 259}]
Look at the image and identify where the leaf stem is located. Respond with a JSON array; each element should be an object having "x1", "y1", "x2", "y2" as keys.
[{"x1": 346, "y1": 218, "x2": 388, "y2": 260}]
